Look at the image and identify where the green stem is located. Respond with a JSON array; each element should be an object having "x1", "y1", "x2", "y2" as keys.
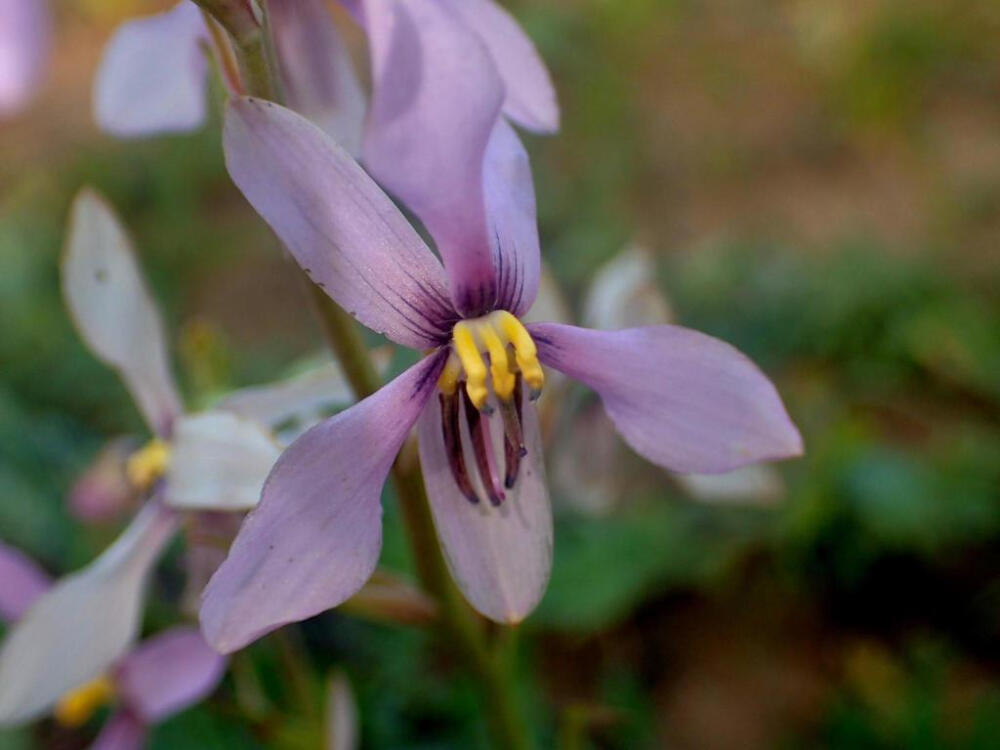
[{"x1": 208, "y1": 6, "x2": 531, "y2": 747}]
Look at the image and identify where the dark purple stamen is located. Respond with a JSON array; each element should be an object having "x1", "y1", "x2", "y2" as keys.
[
  {"x1": 462, "y1": 389, "x2": 505, "y2": 506},
  {"x1": 500, "y1": 379, "x2": 526, "y2": 489},
  {"x1": 440, "y1": 392, "x2": 478, "y2": 504}
]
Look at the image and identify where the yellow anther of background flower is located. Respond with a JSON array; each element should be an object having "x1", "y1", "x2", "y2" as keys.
[
  {"x1": 53, "y1": 675, "x2": 115, "y2": 727},
  {"x1": 125, "y1": 438, "x2": 171, "y2": 490}
]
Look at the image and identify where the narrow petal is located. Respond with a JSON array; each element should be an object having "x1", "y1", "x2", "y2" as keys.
[
  {"x1": 0, "y1": 0, "x2": 50, "y2": 117},
  {"x1": 93, "y1": 1, "x2": 208, "y2": 137},
  {"x1": 674, "y1": 464, "x2": 785, "y2": 506},
  {"x1": 439, "y1": 0, "x2": 558, "y2": 133},
  {"x1": 417, "y1": 392, "x2": 552, "y2": 623},
  {"x1": 200, "y1": 354, "x2": 446, "y2": 653},
  {"x1": 63, "y1": 189, "x2": 183, "y2": 437},
  {"x1": 224, "y1": 97, "x2": 453, "y2": 348},
  {"x1": 325, "y1": 670, "x2": 359, "y2": 750},
  {"x1": 164, "y1": 411, "x2": 281, "y2": 512},
  {"x1": 91, "y1": 712, "x2": 146, "y2": 750},
  {"x1": 485, "y1": 119, "x2": 541, "y2": 316},
  {"x1": 0, "y1": 503, "x2": 177, "y2": 724},
  {"x1": 531, "y1": 323, "x2": 804, "y2": 473},
  {"x1": 114, "y1": 627, "x2": 225, "y2": 723},
  {"x1": 362, "y1": 0, "x2": 505, "y2": 315},
  {"x1": 0, "y1": 542, "x2": 50, "y2": 623},
  {"x1": 270, "y1": 0, "x2": 366, "y2": 156},
  {"x1": 215, "y1": 349, "x2": 392, "y2": 437}
]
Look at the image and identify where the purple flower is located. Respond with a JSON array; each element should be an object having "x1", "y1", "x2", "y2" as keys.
[
  {"x1": 0, "y1": 542, "x2": 225, "y2": 743},
  {"x1": 93, "y1": 0, "x2": 365, "y2": 149},
  {"x1": 0, "y1": 0, "x2": 49, "y2": 117},
  {"x1": 199, "y1": 36, "x2": 801, "y2": 652}
]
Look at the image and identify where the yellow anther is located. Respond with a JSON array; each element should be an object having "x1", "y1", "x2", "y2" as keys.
[
  {"x1": 54, "y1": 676, "x2": 115, "y2": 727},
  {"x1": 437, "y1": 351, "x2": 462, "y2": 396},
  {"x1": 126, "y1": 438, "x2": 171, "y2": 490},
  {"x1": 477, "y1": 322, "x2": 516, "y2": 401},
  {"x1": 452, "y1": 322, "x2": 490, "y2": 409},
  {"x1": 493, "y1": 311, "x2": 545, "y2": 392}
]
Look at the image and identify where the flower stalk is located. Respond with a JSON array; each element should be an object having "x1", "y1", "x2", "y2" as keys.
[{"x1": 207, "y1": 7, "x2": 532, "y2": 749}]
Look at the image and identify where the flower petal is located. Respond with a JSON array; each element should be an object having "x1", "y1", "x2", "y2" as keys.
[
  {"x1": 362, "y1": 0, "x2": 505, "y2": 315},
  {"x1": 485, "y1": 119, "x2": 541, "y2": 316},
  {"x1": 215, "y1": 349, "x2": 392, "y2": 438},
  {"x1": 69, "y1": 437, "x2": 140, "y2": 522},
  {"x1": 91, "y1": 711, "x2": 146, "y2": 750},
  {"x1": 164, "y1": 411, "x2": 281, "y2": 512},
  {"x1": 0, "y1": 503, "x2": 177, "y2": 723},
  {"x1": 200, "y1": 354, "x2": 445, "y2": 653},
  {"x1": 439, "y1": 0, "x2": 558, "y2": 133},
  {"x1": 582, "y1": 245, "x2": 674, "y2": 330},
  {"x1": 0, "y1": 0, "x2": 49, "y2": 117},
  {"x1": 0, "y1": 542, "x2": 50, "y2": 623},
  {"x1": 531, "y1": 323, "x2": 804, "y2": 473},
  {"x1": 224, "y1": 96, "x2": 452, "y2": 348},
  {"x1": 325, "y1": 670, "x2": 359, "y2": 750},
  {"x1": 270, "y1": 0, "x2": 366, "y2": 156},
  {"x1": 417, "y1": 392, "x2": 552, "y2": 624},
  {"x1": 93, "y1": 1, "x2": 208, "y2": 137},
  {"x1": 114, "y1": 627, "x2": 225, "y2": 722},
  {"x1": 63, "y1": 189, "x2": 183, "y2": 437}
]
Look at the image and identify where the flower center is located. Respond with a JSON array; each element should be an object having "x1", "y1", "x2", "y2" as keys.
[
  {"x1": 126, "y1": 438, "x2": 171, "y2": 491},
  {"x1": 436, "y1": 311, "x2": 543, "y2": 506},
  {"x1": 438, "y1": 310, "x2": 544, "y2": 410},
  {"x1": 53, "y1": 675, "x2": 115, "y2": 727}
]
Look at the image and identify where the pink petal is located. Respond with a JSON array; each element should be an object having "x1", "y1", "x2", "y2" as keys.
[
  {"x1": 362, "y1": 0, "x2": 505, "y2": 315},
  {"x1": 91, "y1": 711, "x2": 146, "y2": 750},
  {"x1": 114, "y1": 627, "x2": 225, "y2": 722},
  {"x1": 484, "y1": 119, "x2": 541, "y2": 316},
  {"x1": 0, "y1": 542, "x2": 50, "y2": 623},
  {"x1": 224, "y1": 97, "x2": 453, "y2": 349},
  {"x1": 62, "y1": 189, "x2": 183, "y2": 437},
  {"x1": 68, "y1": 437, "x2": 139, "y2": 522},
  {"x1": 530, "y1": 323, "x2": 804, "y2": 474},
  {"x1": 416, "y1": 393, "x2": 552, "y2": 624},
  {"x1": 270, "y1": 0, "x2": 366, "y2": 156},
  {"x1": 439, "y1": 0, "x2": 558, "y2": 133},
  {"x1": 93, "y1": 1, "x2": 208, "y2": 137},
  {"x1": 0, "y1": 0, "x2": 49, "y2": 117},
  {"x1": 200, "y1": 354, "x2": 445, "y2": 653}
]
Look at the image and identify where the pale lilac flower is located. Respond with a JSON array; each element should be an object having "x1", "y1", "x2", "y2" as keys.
[
  {"x1": 199, "y1": 54, "x2": 802, "y2": 652},
  {"x1": 0, "y1": 0, "x2": 49, "y2": 117},
  {"x1": 93, "y1": 0, "x2": 365, "y2": 150},
  {"x1": 0, "y1": 542, "x2": 225, "y2": 742},
  {"x1": 68, "y1": 436, "x2": 141, "y2": 522}
]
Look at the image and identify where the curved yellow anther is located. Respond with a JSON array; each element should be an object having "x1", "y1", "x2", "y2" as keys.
[
  {"x1": 126, "y1": 438, "x2": 171, "y2": 491},
  {"x1": 493, "y1": 311, "x2": 545, "y2": 392},
  {"x1": 452, "y1": 322, "x2": 489, "y2": 409},
  {"x1": 478, "y1": 322, "x2": 516, "y2": 401},
  {"x1": 437, "y1": 351, "x2": 462, "y2": 396},
  {"x1": 54, "y1": 676, "x2": 115, "y2": 727}
]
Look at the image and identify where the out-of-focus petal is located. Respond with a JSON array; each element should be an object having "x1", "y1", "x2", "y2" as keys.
[
  {"x1": 69, "y1": 437, "x2": 140, "y2": 522},
  {"x1": 439, "y1": 0, "x2": 558, "y2": 133},
  {"x1": 215, "y1": 349, "x2": 392, "y2": 438},
  {"x1": 0, "y1": 503, "x2": 177, "y2": 724},
  {"x1": 224, "y1": 97, "x2": 453, "y2": 349},
  {"x1": 164, "y1": 411, "x2": 280, "y2": 512},
  {"x1": 114, "y1": 627, "x2": 225, "y2": 722},
  {"x1": 339, "y1": 569, "x2": 437, "y2": 625},
  {"x1": 0, "y1": 542, "x2": 50, "y2": 623},
  {"x1": 523, "y1": 264, "x2": 571, "y2": 326},
  {"x1": 270, "y1": 0, "x2": 366, "y2": 156},
  {"x1": 90, "y1": 711, "x2": 146, "y2": 750},
  {"x1": 200, "y1": 353, "x2": 446, "y2": 653},
  {"x1": 325, "y1": 670, "x2": 359, "y2": 750},
  {"x1": 417, "y1": 392, "x2": 552, "y2": 624},
  {"x1": 582, "y1": 245, "x2": 674, "y2": 330},
  {"x1": 551, "y1": 401, "x2": 623, "y2": 515},
  {"x1": 93, "y1": 1, "x2": 208, "y2": 137},
  {"x1": 362, "y1": 0, "x2": 505, "y2": 315},
  {"x1": 62, "y1": 189, "x2": 183, "y2": 437},
  {"x1": 485, "y1": 119, "x2": 541, "y2": 316},
  {"x1": 674, "y1": 464, "x2": 786, "y2": 506},
  {"x1": 0, "y1": 0, "x2": 50, "y2": 117},
  {"x1": 181, "y1": 512, "x2": 243, "y2": 615},
  {"x1": 531, "y1": 323, "x2": 804, "y2": 474}
]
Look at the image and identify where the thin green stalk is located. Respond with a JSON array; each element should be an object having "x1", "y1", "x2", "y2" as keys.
[{"x1": 205, "y1": 7, "x2": 532, "y2": 747}]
